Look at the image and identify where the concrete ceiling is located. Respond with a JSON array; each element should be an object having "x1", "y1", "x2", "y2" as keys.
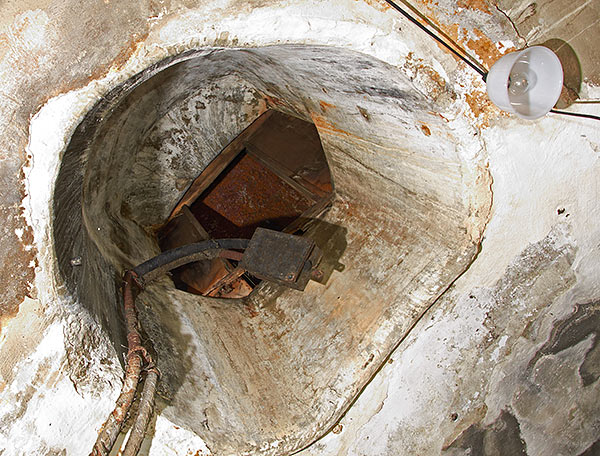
[{"x1": 0, "y1": 1, "x2": 598, "y2": 455}]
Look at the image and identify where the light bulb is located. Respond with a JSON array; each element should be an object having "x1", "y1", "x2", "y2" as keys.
[
  {"x1": 508, "y1": 71, "x2": 536, "y2": 96},
  {"x1": 508, "y1": 54, "x2": 539, "y2": 97}
]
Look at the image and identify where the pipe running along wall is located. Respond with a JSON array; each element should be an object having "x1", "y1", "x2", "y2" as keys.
[{"x1": 53, "y1": 45, "x2": 488, "y2": 454}]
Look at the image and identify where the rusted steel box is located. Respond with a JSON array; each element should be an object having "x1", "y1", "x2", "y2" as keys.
[{"x1": 241, "y1": 228, "x2": 322, "y2": 290}]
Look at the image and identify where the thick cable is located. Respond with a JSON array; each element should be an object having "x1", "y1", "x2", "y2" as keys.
[
  {"x1": 121, "y1": 369, "x2": 160, "y2": 456},
  {"x1": 133, "y1": 239, "x2": 249, "y2": 284},
  {"x1": 90, "y1": 272, "x2": 146, "y2": 456},
  {"x1": 91, "y1": 239, "x2": 250, "y2": 456}
]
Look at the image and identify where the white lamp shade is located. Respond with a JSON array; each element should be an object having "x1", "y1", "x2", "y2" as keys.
[{"x1": 486, "y1": 46, "x2": 563, "y2": 120}]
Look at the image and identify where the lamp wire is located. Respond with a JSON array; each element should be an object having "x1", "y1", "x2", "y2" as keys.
[
  {"x1": 383, "y1": 0, "x2": 600, "y2": 122},
  {"x1": 383, "y1": 0, "x2": 488, "y2": 79},
  {"x1": 549, "y1": 109, "x2": 600, "y2": 121}
]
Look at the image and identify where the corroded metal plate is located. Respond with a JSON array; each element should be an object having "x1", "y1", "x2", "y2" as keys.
[{"x1": 241, "y1": 228, "x2": 315, "y2": 288}]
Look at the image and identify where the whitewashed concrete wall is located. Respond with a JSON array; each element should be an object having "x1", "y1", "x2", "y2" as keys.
[{"x1": 0, "y1": 1, "x2": 598, "y2": 455}]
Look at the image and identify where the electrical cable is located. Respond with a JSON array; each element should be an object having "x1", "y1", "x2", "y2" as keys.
[
  {"x1": 91, "y1": 239, "x2": 250, "y2": 456},
  {"x1": 384, "y1": 0, "x2": 600, "y2": 122},
  {"x1": 549, "y1": 109, "x2": 600, "y2": 121},
  {"x1": 132, "y1": 238, "x2": 250, "y2": 283},
  {"x1": 383, "y1": 0, "x2": 488, "y2": 79}
]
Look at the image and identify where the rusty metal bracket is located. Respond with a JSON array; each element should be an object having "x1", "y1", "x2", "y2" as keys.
[{"x1": 241, "y1": 228, "x2": 322, "y2": 291}]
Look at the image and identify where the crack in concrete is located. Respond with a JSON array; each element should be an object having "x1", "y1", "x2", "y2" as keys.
[{"x1": 494, "y1": 3, "x2": 528, "y2": 46}]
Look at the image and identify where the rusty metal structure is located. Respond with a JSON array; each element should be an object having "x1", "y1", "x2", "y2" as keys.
[{"x1": 157, "y1": 110, "x2": 334, "y2": 298}]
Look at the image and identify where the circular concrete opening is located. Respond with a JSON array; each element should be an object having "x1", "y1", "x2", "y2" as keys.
[{"x1": 53, "y1": 45, "x2": 482, "y2": 454}]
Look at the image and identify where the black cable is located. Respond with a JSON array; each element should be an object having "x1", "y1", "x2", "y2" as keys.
[
  {"x1": 550, "y1": 109, "x2": 600, "y2": 121},
  {"x1": 383, "y1": 0, "x2": 488, "y2": 80},
  {"x1": 133, "y1": 238, "x2": 250, "y2": 284}
]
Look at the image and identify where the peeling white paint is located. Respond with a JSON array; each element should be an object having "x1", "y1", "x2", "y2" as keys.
[
  {"x1": 0, "y1": 318, "x2": 120, "y2": 455},
  {"x1": 148, "y1": 415, "x2": 212, "y2": 455}
]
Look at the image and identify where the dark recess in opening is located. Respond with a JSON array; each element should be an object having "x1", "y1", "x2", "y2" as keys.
[{"x1": 157, "y1": 110, "x2": 334, "y2": 298}]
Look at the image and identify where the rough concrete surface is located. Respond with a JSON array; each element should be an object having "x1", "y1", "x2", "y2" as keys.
[
  {"x1": 0, "y1": 0, "x2": 598, "y2": 455},
  {"x1": 50, "y1": 44, "x2": 481, "y2": 454},
  {"x1": 494, "y1": 0, "x2": 600, "y2": 86}
]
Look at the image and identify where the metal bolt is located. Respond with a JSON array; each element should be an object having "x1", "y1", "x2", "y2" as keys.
[{"x1": 311, "y1": 269, "x2": 324, "y2": 281}]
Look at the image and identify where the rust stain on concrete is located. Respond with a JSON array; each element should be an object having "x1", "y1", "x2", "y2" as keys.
[
  {"x1": 0, "y1": 8, "x2": 154, "y2": 331},
  {"x1": 464, "y1": 86, "x2": 505, "y2": 127},
  {"x1": 466, "y1": 28, "x2": 511, "y2": 69},
  {"x1": 465, "y1": 90, "x2": 489, "y2": 118},
  {"x1": 319, "y1": 100, "x2": 336, "y2": 112},
  {"x1": 106, "y1": 31, "x2": 149, "y2": 73},
  {"x1": 403, "y1": 4, "x2": 515, "y2": 75},
  {"x1": 0, "y1": 33, "x2": 10, "y2": 62},
  {"x1": 358, "y1": 0, "x2": 392, "y2": 12},
  {"x1": 77, "y1": 31, "x2": 150, "y2": 88},
  {"x1": 403, "y1": 51, "x2": 447, "y2": 99},
  {"x1": 0, "y1": 206, "x2": 36, "y2": 331},
  {"x1": 311, "y1": 114, "x2": 361, "y2": 141},
  {"x1": 456, "y1": 0, "x2": 491, "y2": 14},
  {"x1": 264, "y1": 95, "x2": 287, "y2": 109}
]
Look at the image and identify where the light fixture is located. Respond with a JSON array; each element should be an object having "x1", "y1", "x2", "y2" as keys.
[{"x1": 486, "y1": 46, "x2": 564, "y2": 120}]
